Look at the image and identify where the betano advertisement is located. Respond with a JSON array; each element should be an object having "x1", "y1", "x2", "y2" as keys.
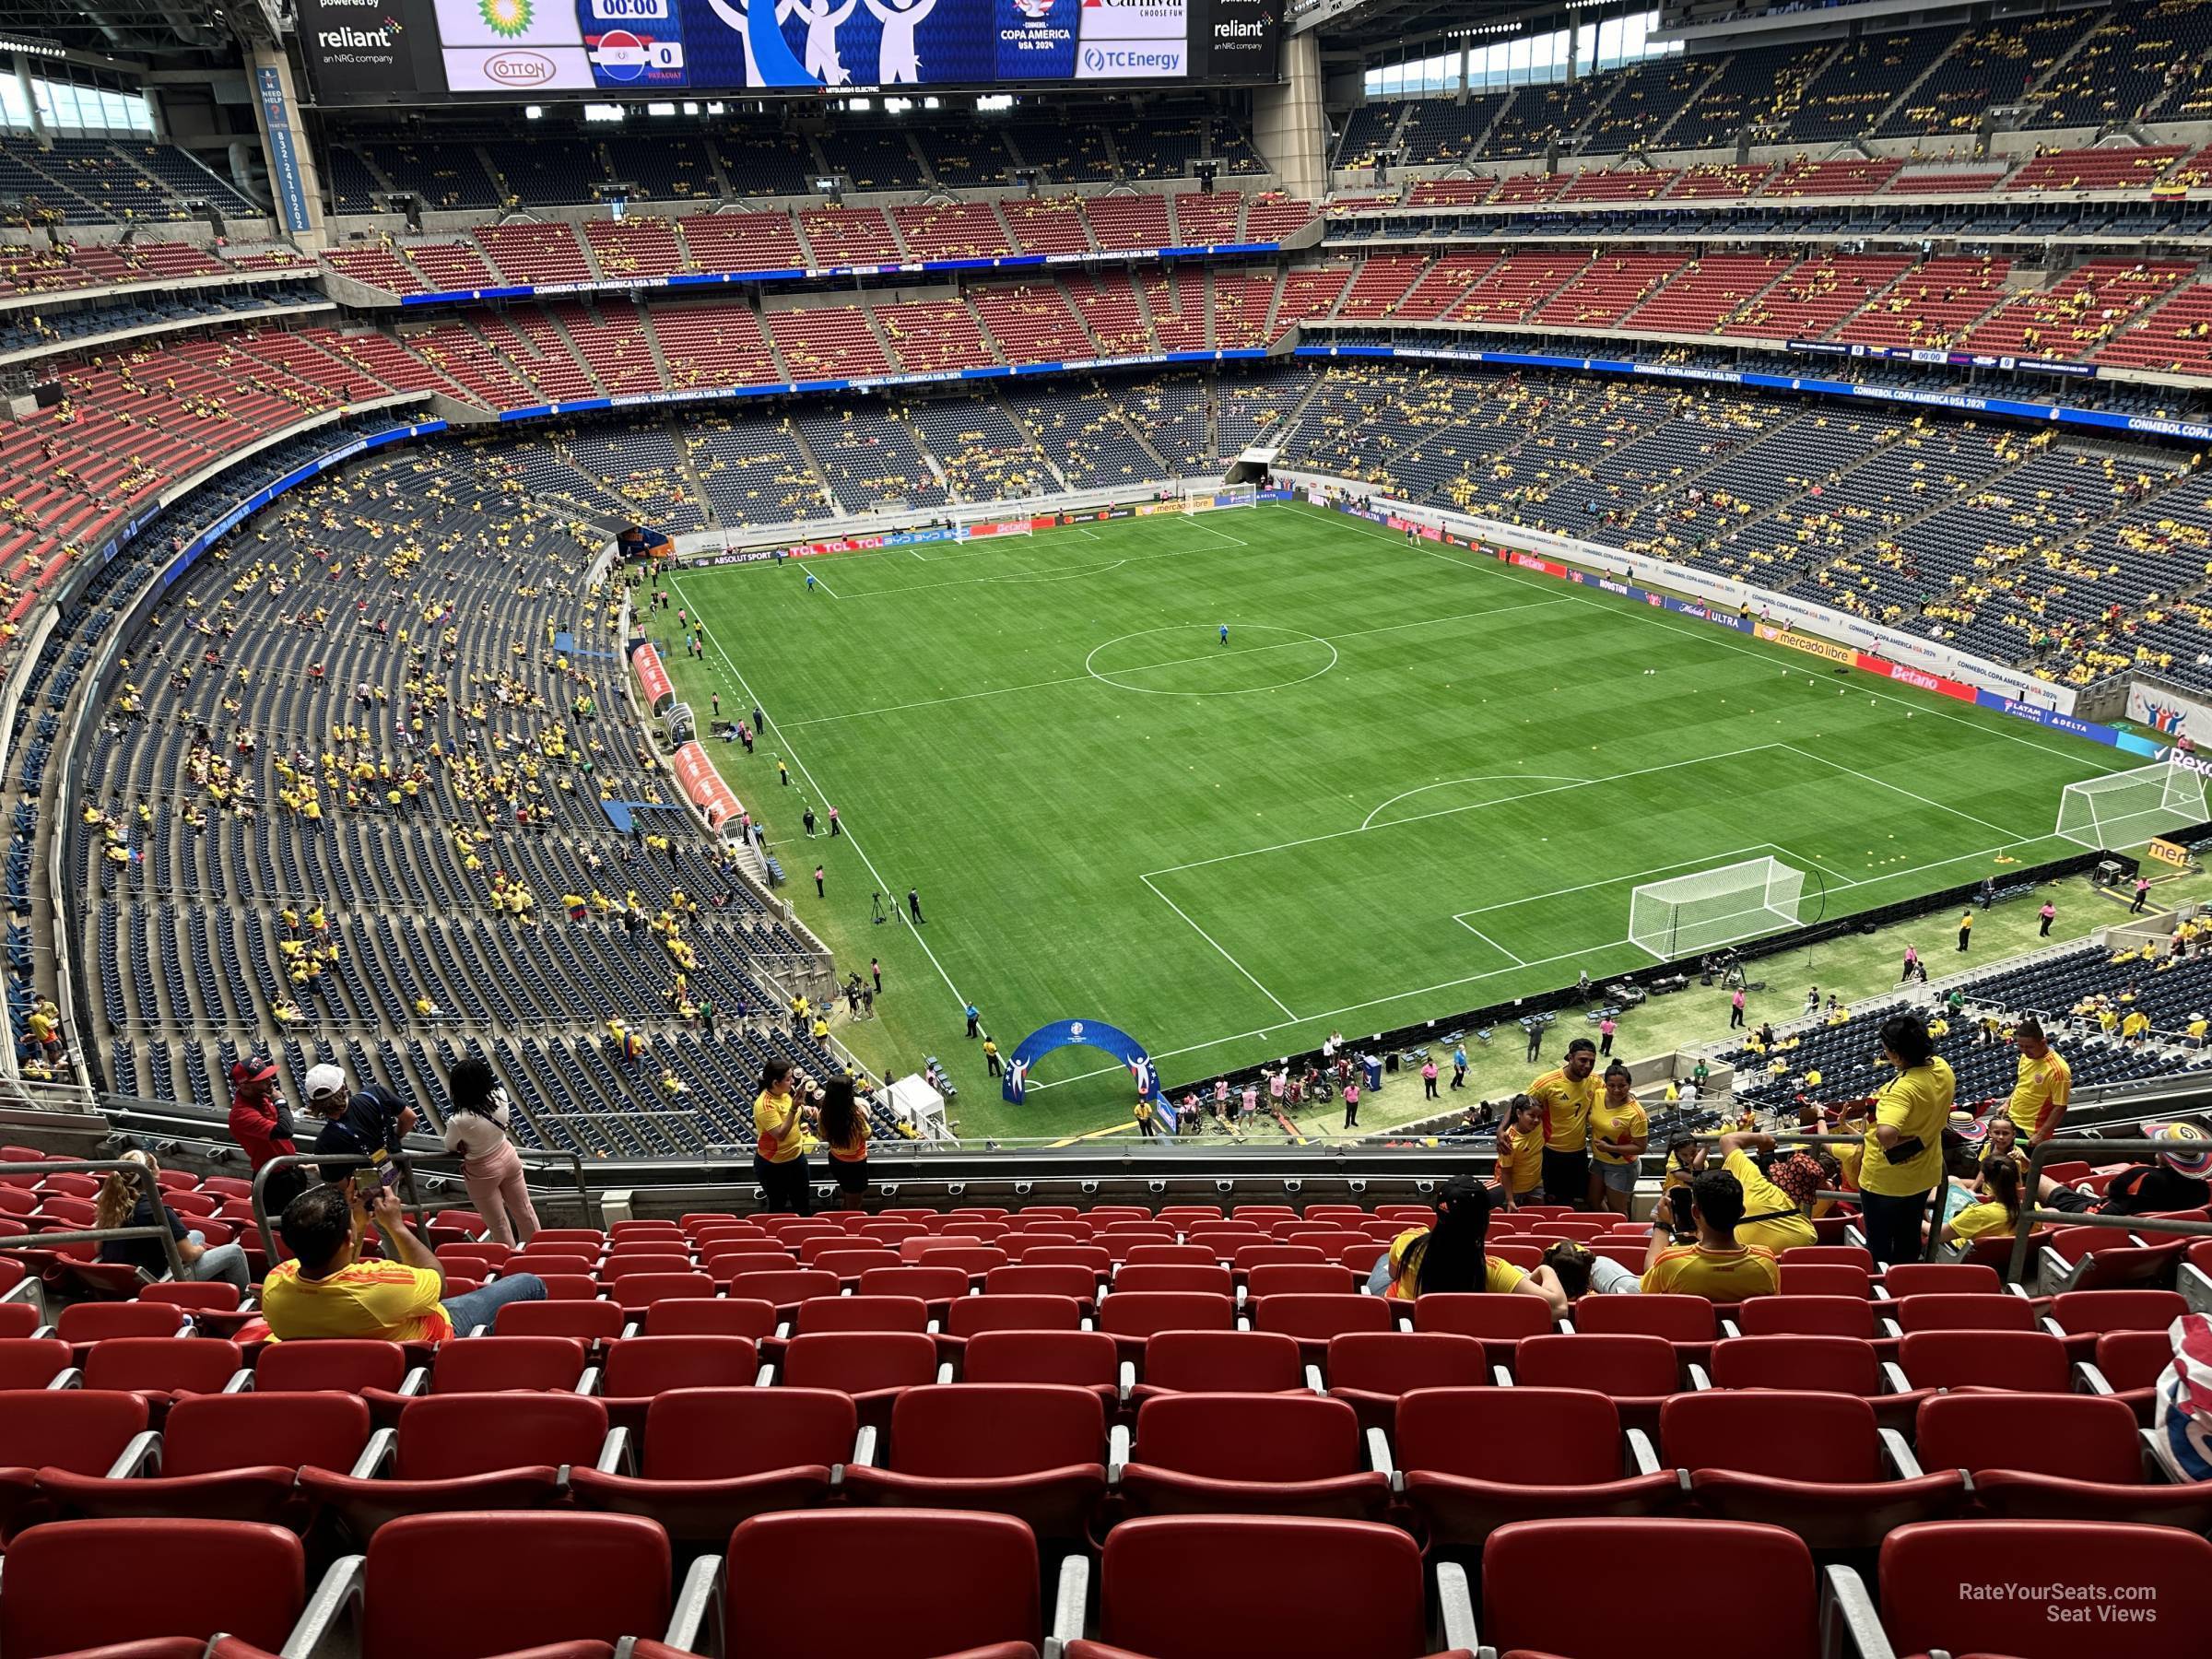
[{"x1": 299, "y1": 0, "x2": 1278, "y2": 104}]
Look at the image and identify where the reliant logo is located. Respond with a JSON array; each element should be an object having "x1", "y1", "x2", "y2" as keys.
[
  {"x1": 484, "y1": 48, "x2": 559, "y2": 81},
  {"x1": 321, "y1": 25, "x2": 394, "y2": 46}
]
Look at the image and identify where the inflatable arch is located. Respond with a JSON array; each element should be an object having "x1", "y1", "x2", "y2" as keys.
[{"x1": 1003, "y1": 1018, "x2": 1160, "y2": 1106}]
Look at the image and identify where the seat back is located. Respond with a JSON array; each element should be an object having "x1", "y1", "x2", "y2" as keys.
[
  {"x1": 1252, "y1": 1292, "x2": 1394, "y2": 1343},
  {"x1": 363, "y1": 1511, "x2": 670, "y2": 1659},
  {"x1": 1230, "y1": 1245, "x2": 1328, "y2": 1273},
  {"x1": 254, "y1": 1339, "x2": 409, "y2": 1394},
  {"x1": 165, "y1": 1392, "x2": 372, "y2": 1477},
  {"x1": 982, "y1": 1265, "x2": 1096, "y2": 1301},
  {"x1": 608, "y1": 1271, "x2": 719, "y2": 1312},
  {"x1": 855, "y1": 1266, "x2": 970, "y2": 1305},
  {"x1": 1881, "y1": 1521, "x2": 2212, "y2": 1659},
  {"x1": 141, "y1": 1281, "x2": 242, "y2": 1313},
  {"x1": 1484, "y1": 1518, "x2": 1819, "y2": 1659},
  {"x1": 1708, "y1": 1335, "x2": 1882, "y2": 1395},
  {"x1": 601, "y1": 1335, "x2": 759, "y2": 1397},
  {"x1": 1113, "y1": 1264, "x2": 1234, "y2": 1296},
  {"x1": 0, "y1": 1336, "x2": 71, "y2": 1389},
  {"x1": 885, "y1": 1383, "x2": 1105, "y2": 1477},
  {"x1": 2050, "y1": 1288, "x2": 2187, "y2": 1335},
  {"x1": 780, "y1": 1331, "x2": 938, "y2": 1394},
  {"x1": 1877, "y1": 1262, "x2": 2000, "y2": 1298},
  {"x1": 82, "y1": 1336, "x2": 243, "y2": 1395},
  {"x1": 1326, "y1": 1331, "x2": 1488, "y2": 1398},
  {"x1": 1396, "y1": 1385, "x2": 1624, "y2": 1484},
  {"x1": 493, "y1": 1300, "x2": 628, "y2": 1342},
  {"x1": 1514, "y1": 1333, "x2": 1679, "y2": 1394},
  {"x1": 1130, "y1": 1392, "x2": 1361, "y2": 1481},
  {"x1": 1889, "y1": 1292, "x2": 2038, "y2": 1334},
  {"x1": 1660, "y1": 1390, "x2": 1882, "y2": 1482},
  {"x1": 393, "y1": 1393, "x2": 608, "y2": 1479},
  {"x1": 1140, "y1": 1330, "x2": 1302, "y2": 1393},
  {"x1": 429, "y1": 1335, "x2": 584, "y2": 1394},
  {"x1": 912, "y1": 1245, "x2": 1007, "y2": 1277},
  {"x1": 1412, "y1": 1292, "x2": 1553, "y2": 1345},
  {"x1": 1097, "y1": 1291, "x2": 1237, "y2": 1341},
  {"x1": 961, "y1": 1329, "x2": 1117, "y2": 1388},
  {"x1": 1023, "y1": 1245, "x2": 1112, "y2": 1276},
  {"x1": 648, "y1": 1298, "x2": 778, "y2": 1340},
  {"x1": 1734, "y1": 1295, "x2": 1878, "y2": 1339},
  {"x1": 53, "y1": 1301, "x2": 186, "y2": 1344},
  {"x1": 1575, "y1": 1293, "x2": 1716, "y2": 1342},
  {"x1": 793, "y1": 1295, "x2": 930, "y2": 1335},
  {"x1": 1245, "y1": 1264, "x2": 1359, "y2": 1298},
  {"x1": 726, "y1": 1509, "x2": 1041, "y2": 1659},
  {"x1": 1898, "y1": 1330, "x2": 2069, "y2": 1392},
  {"x1": 1094, "y1": 1515, "x2": 1431, "y2": 1659},
  {"x1": 2097, "y1": 1328, "x2": 2177, "y2": 1391},
  {"x1": 0, "y1": 1517, "x2": 304, "y2": 1654},
  {"x1": 0, "y1": 1387, "x2": 147, "y2": 1473},
  {"x1": 640, "y1": 1386, "x2": 854, "y2": 1480},
  {"x1": 1915, "y1": 1391, "x2": 2144, "y2": 1483},
  {"x1": 1776, "y1": 1264, "x2": 1871, "y2": 1300},
  {"x1": 944, "y1": 1294, "x2": 1084, "y2": 1338},
  {"x1": 724, "y1": 1268, "x2": 840, "y2": 1308},
  {"x1": 1778, "y1": 1245, "x2": 1874, "y2": 1274}
]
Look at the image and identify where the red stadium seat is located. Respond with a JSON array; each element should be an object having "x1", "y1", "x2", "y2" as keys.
[
  {"x1": 1888, "y1": 1291, "x2": 2039, "y2": 1334},
  {"x1": 1512, "y1": 1334, "x2": 1681, "y2": 1432},
  {"x1": 1249, "y1": 1292, "x2": 1394, "y2": 1363},
  {"x1": 2084, "y1": 1328, "x2": 2176, "y2": 1421},
  {"x1": 1412, "y1": 1292, "x2": 1554, "y2": 1365},
  {"x1": 397, "y1": 1333, "x2": 585, "y2": 1397},
  {"x1": 0, "y1": 1388, "x2": 149, "y2": 1540},
  {"x1": 1896, "y1": 1329, "x2": 2070, "y2": 1393},
  {"x1": 54, "y1": 1300, "x2": 186, "y2": 1352},
  {"x1": 723, "y1": 1268, "x2": 841, "y2": 1312},
  {"x1": 777, "y1": 1331, "x2": 937, "y2": 1431},
  {"x1": 1245, "y1": 1263, "x2": 1358, "y2": 1299},
  {"x1": 1732, "y1": 1294, "x2": 1885, "y2": 1340},
  {"x1": 943, "y1": 1294, "x2": 1084, "y2": 1342},
  {"x1": 790, "y1": 1294, "x2": 931, "y2": 1335},
  {"x1": 571, "y1": 1385, "x2": 852, "y2": 1547},
  {"x1": 1395, "y1": 1386, "x2": 1675, "y2": 1548},
  {"x1": 982, "y1": 1264, "x2": 1097, "y2": 1311},
  {"x1": 1096, "y1": 1291, "x2": 1235, "y2": 1361},
  {"x1": 960, "y1": 1329, "x2": 1118, "y2": 1408},
  {"x1": 1877, "y1": 1261, "x2": 2003, "y2": 1298},
  {"x1": 493, "y1": 1298, "x2": 629, "y2": 1342},
  {"x1": 595, "y1": 1335, "x2": 761, "y2": 1432},
  {"x1": 0, "y1": 1336, "x2": 71, "y2": 1389},
  {"x1": 1060, "y1": 1514, "x2": 1469, "y2": 1659},
  {"x1": 1917, "y1": 1391, "x2": 2212, "y2": 1529},
  {"x1": 1877, "y1": 1520, "x2": 2212, "y2": 1659},
  {"x1": 1702, "y1": 1334, "x2": 1923, "y2": 1430},
  {"x1": 1130, "y1": 1329, "x2": 1303, "y2": 1400},
  {"x1": 648, "y1": 1298, "x2": 777, "y2": 1341},
  {"x1": 297, "y1": 1391, "x2": 608, "y2": 1541},
  {"x1": 1574, "y1": 1292, "x2": 1717, "y2": 1361},
  {"x1": 1775, "y1": 1263, "x2": 1871, "y2": 1299},
  {"x1": 607, "y1": 1271, "x2": 720, "y2": 1319},
  {"x1": 1477, "y1": 1518, "x2": 1821, "y2": 1659},
  {"x1": 1112, "y1": 1264, "x2": 1233, "y2": 1296},
  {"x1": 843, "y1": 1382, "x2": 1107, "y2": 1540},
  {"x1": 81, "y1": 1335, "x2": 247, "y2": 1410},
  {"x1": 1324, "y1": 1332, "x2": 1488, "y2": 1434},
  {"x1": 253, "y1": 1339, "x2": 411, "y2": 1394},
  {"x1": 38, "y1": 1391, "x2": 371, "y2": 1525},
  {"x1": 0, "y1": 1517, "x2": 305, "y2": 1656},
  {"x1": 1117, "y1": 1392, "x2": 1391, "y2": 1520},
  {"x1": 1664, "y1": 1389, "x2": 1965, "y2": 1547},
  {"x1": 855, "y1": 1265, "x2": 971, "y2": 1312}
]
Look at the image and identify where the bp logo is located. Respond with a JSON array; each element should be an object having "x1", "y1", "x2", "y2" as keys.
[{"x1": 480, "y1": 0, "x2": 534, "y2": 37}]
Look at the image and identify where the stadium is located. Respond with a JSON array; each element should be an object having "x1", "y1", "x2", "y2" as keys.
[{"x1": 8, "y1": 0, "x2": 2212, "y2": 1651}]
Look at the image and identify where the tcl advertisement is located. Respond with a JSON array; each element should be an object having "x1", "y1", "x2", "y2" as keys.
[{"x1": 300, "y1": 0, "x2": 1280, "y2": 102}]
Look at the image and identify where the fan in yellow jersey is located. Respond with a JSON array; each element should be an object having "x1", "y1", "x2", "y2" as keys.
[
  {"x1": 2004, "y1": 1018, "x2": 2072, "y2": 1146},
  {"x1": 1528, "y1": 1037, "x2": 1600, "y2": 1208},
  {"x1": 1710, "y1": 1130, "x2": 1822, "y2": 1255},
  {"x1": 1586, "y1": 1062, "x2": 1649, "y2": 1217},
  {"x1": 1489, "y1": 1095, "x2": 1545, "y2": 1211},
  {"x1": 1940, "y1": 1157, "x2": 2026, "y2": 1245},
  {"x1": 1379, "y1": 1175, "x2": 1568, "y2": 1317},
  {"x1": 1641, "y1": 1168, "x2": 1781, "y2": 1302},
  {"x1": 1840, "y1": 1012, "x2": 1953, "y2": 1267}
]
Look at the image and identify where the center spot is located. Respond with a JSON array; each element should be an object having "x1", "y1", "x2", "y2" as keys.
[{"x1": 1084, "y1": 625, "x2": 1339, "y2": 697}]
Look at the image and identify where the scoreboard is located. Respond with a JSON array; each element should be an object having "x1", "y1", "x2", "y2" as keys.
[{"x1": 300, "y1": 0, "x2": 1282, "y2": 104}]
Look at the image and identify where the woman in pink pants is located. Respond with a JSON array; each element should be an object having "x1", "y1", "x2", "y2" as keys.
[{"x1": 441, "y1": 1056, "x2": 539, "y2": 1245}]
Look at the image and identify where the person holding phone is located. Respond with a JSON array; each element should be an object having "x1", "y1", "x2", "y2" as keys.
[
  {"x1": 1846, "y1": 1012, "x2": 1953, "y2": 1265},
  {"x1": 260, "y1": 1179, "x2": 545, "y2": 1343},
  {"x1": 753, "y1": 1058, "x2": 811, "y2": 1215}
]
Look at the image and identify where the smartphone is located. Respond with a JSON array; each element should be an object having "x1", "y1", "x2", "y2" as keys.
[{"x1": 376, "y1": 1159, "x2": 404, "y2": 1190}]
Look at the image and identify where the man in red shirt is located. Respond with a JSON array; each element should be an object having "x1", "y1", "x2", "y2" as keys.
[{"x1": 227, "y1": 1056, "x2": 306, "y2": 1211}]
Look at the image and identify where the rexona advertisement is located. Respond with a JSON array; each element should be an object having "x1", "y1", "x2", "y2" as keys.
[{"x1": 299, "y1": 0, "x2": 1278, "y2": 100}]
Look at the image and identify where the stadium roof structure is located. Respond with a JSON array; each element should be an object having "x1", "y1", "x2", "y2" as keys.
[
  {"x1": 0, "y1": 0, "x2": 267, "y2": 61},
  {"x1": 1296, "y1": 0, "x2": 1646, "y2": 59}
]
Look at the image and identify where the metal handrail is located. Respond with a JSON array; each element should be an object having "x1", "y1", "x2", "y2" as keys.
[
  {"x1": 247, "y1": 1147, "x2": 592, "y2": 1264},
  {"x1": 0, "y1": 1157, "x2": 186, "y2": 1279}
]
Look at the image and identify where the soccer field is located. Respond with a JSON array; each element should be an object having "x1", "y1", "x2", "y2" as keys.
[{"x1": 660, "y1": 500, "x2": 2133, "y2": 1138}]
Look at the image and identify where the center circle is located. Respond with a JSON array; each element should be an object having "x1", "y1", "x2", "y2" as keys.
[{"x1": 1083, "y1": 624, "x2": 1340, "y2": 697}]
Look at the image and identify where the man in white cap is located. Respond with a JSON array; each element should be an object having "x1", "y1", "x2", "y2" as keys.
[{"x1": 303, "y1": 1061, "x2": 417, "y2": 1170}]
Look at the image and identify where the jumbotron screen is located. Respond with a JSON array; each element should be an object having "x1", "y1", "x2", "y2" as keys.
[{"x1": 300, "y1": 0, "x2": 1281, "y2": 103}]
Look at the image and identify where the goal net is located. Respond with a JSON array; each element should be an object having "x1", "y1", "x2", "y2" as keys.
[
  {"x1": 1182, "y1": 485, "x2": 1258, "y2": 513},
  {"x1": 2055, "y1": 758, "x2": 2209, "y2": 850},
  {"x1": 1629, "y1": 857, "x2": 1807, "y2": 961}
]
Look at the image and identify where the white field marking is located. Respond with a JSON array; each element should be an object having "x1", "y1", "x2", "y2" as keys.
[
  {"x1": 1147, "y1": 743, "x2": 1789, "y2": 878},
  {"x1": 1458, "y1": 924, "x2": 1527, "y2": 966},
  {"x1": 779, "y1": 595, "x2": 1574, "y2": 729},
  {"x1": 1781, "y1": 742, "x2": 2032, "y2": 844},
  {"x1": 1087, "y1": 626, "x2": 1339, "y2": 698},
  {"x1": 1182, "y1": 515, "x2": 1250, "y2": 547},
  {"x1": 1138, "y1": 873, "x2": 1298, "y2": 1022},
  {"x1": 1362, "y1": 773, "x2": 1583, "y2": 830},
  {"x1": 826, "y1": 540, "x2": 1195, "y2": 601},
  {"x1": 910, "y1": 548, "x2": 928, "y2": 560},
  {"x1": 1290, "y1": 502, "x2": 2140, "y2": 776},
  {"x1": 1074, "y1": 526, "x2": 1101, "y2": 541},
  {"x1": 670, "y1": 571, "x2": 969, "y2": 1015},
  {"x1": 992, "y1": 559, "x2": 1127, "y2": 586},
  {"x1": 1767, "y1": 842, "x2": 1857, "y2": 886},
  {"x1": 806, "y1": 571, "x2": 841, "y2": 598}
]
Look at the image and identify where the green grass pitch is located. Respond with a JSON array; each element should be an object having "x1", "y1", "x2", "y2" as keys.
[{"x1": 659, "y1": 500, "x2": 2134, "y2": 1140}]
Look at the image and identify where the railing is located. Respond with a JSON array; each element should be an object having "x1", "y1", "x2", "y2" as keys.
[
  {"x1": 2006, "y1": 1135, "x2": 2212, "y2": 1285},
  {"x1": 0, "y1": 1157, "x2": 187, "y2": 1279},
  {"x1": 246, "y1": 1147, "x2": 592, "y2": 1264}
]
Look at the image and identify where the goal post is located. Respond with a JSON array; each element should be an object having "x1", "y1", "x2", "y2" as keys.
[
  {"x1": 1629, "y1": 856, "x2": 1808, "y2": 961},
  {"x1": 2055, "y1": 758, "x2": 2209, "y2": 850},
  {"x1": 1182, "y1": 485, "x2": 1258, "y2": 513}
]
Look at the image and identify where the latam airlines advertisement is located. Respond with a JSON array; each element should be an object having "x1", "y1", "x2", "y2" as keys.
[{"x1": 299, "y1": 0, "x2": 1279, "y2": 103}]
